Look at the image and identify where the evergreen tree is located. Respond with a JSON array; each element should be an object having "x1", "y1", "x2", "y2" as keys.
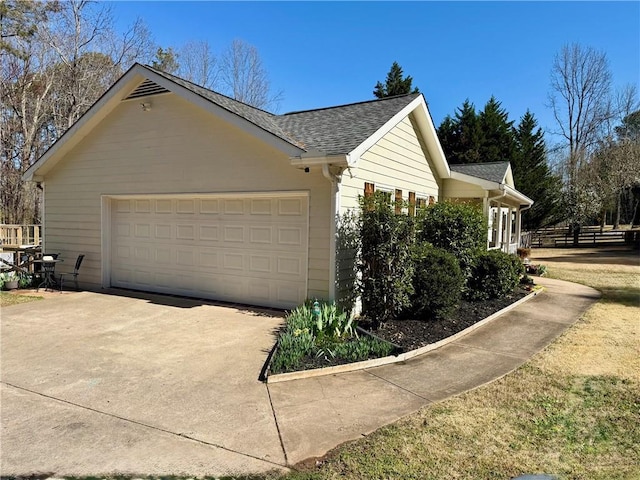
[
  {"x1": 151, "y1": 47, "x2": 179, "y2": 73},
  {"x1": 373, "y1": 61, "x2": 419, "y2": 98},
  {"x1": 478, "y1": 96, "x2": 515, "y2": 163},
  {"x1": 437, "y1": 100, "x2": 482, "y2": 164},
  {"x1": 438, "y1": 99, "x2": 563, "y2": 230},
  {"x1": 512, "y1": 111, "x2": 562, "y2": 229}
]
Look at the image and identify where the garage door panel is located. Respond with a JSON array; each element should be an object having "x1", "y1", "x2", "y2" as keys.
[{"x1": 111, "y1": 194, "x2": 308, "y2": 309}]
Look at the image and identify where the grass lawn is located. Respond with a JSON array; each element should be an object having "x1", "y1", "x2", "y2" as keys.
[
  {"x1": 260, "y1": 247, "x2": 640, "y2": 480},
  {"x1": 0, "y1": 291, "x2": 43, "y2": 307}
]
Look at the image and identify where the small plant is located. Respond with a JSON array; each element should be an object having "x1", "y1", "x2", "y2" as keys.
[
  {"x1": 0, "y1": 272, "x2": 18, "y2": 290},
  {"x1": 18, "y1": 271, "x2": 32, "y2": 288},
  {"x1": 270, "y1": 300, "x2": 397, "y2": 374},
  {"x1": 313, "y1": 301, "x2": 355, "y2": 340},
  {"x1": 270, "y1": 329, "x2": 315, "y2": 373},
  {"x1": 520, "y1": 274, "x2": 535, "y2": 285},
  {"x1": 517, "y1": 247, "x2": 531, "y2": 260},
  {"x1": 330, "y1": 336, "x2": 395, "y2": 362}
]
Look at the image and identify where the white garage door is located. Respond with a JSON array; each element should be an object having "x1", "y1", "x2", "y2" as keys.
[{"x1": 110, "y1": 194, "x2": 309, "y2": 309}]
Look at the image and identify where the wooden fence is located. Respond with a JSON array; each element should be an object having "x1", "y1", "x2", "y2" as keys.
[
  {"x1": 0, "y1": 224, "x2": 41, "y2": 247},
  {"x1": 528, "y1": 226, "x2": 639, "y2": 248}
]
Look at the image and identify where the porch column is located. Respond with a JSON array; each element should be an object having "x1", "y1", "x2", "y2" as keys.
[
  {"x1": 506, "y1": 206, "x2": 513, "y2": 253},
  {"x1": 515, "y1": 208, "x2": 522, "y2": 248},
  {"x1": 496, "y1": 202, "x2": 504, "y2": 249}
]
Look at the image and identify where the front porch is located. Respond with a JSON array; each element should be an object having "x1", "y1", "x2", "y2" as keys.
[
  {"x1": 486, "y1": 203, "x2": 526, "y2": 254},
  {"x1": 443, "y1": 162, "x2": 534, "y2": 255}
]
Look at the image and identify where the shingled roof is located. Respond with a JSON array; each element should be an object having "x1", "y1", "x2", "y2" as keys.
[
  {"x1": 449, "y1": 161, "x2": 510, "y2": 184},
  {"x1": 275, "y1": 94, "x2": 420, "y2": 155},
  {"x1": 146, "y1": 65, "x2": 420, "y2": 156}
]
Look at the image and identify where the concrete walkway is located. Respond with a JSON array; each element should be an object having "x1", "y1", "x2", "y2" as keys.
[{"x1": 0, "y1": 277, "x2": 600, "y2": 477}]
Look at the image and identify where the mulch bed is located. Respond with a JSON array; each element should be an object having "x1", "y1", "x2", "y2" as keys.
[
  {"x1": 270, "y1": 285, "x2": 533, "y2": 375},
  {"x1": 359, "y1": 286, "x2": 531, "y2": 352}
]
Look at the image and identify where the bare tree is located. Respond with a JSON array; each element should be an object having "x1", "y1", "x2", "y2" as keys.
[
  {"x1": 549, "y1": 43, "x2": 613, "y2": 181},
  {"x1": 0, "y1": 0, "x2": 153, "y2": 224},
  {"x1": 591, "y1": 85, "x2": 640, "y2": 228},
  {"x1": 178, "y1": 40, "x2": 217, "y2": 89},
  {"x1": 548, "y1": 43, "x2": 615, "y2": 242},
  {"x1": 218, "y1": 39, "x2": 282, "y2": 110}
]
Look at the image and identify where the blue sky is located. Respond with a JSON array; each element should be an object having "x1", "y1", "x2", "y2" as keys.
[{"x1": 110, "y1": 1, "x2": 640, "y2": 143}]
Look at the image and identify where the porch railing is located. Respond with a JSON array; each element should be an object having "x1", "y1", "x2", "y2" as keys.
[{"x1": 0, "y1": 224, "x2": 41, "y2": 247}]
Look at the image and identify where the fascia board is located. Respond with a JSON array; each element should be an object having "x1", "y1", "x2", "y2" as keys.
[
  {"x1": 504, "y1": 184, "x2": 534, "y2": 206},
  {"x1": 504, "y1": 164, "x2": 515, "y2": 187}
]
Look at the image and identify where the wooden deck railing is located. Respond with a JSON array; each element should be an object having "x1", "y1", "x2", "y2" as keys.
[{"x1": 0, "y1": 224, "x2": 41, "y2": 247}]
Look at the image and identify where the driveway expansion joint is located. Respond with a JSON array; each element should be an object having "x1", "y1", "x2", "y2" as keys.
[
  {"x1": 2, "y1": 381, "x2": 288, "y2": 470},
  {"x1": 451, "y1": 341, "x2": 530, "y2": 360},
  {"x1": 265, "y1": 383, "x2": 290, "y2": 465}
]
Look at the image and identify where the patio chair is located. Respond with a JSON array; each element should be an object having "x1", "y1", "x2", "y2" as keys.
[{"x1": 59, "y1": 254, "x2": 84, "y2": 292}]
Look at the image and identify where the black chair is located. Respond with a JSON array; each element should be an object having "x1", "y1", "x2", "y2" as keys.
[{"x1": 59, "y1": 254, "x2": 84, "y2": 292}]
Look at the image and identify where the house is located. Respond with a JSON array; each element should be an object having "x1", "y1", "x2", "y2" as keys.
[{"x1": 24, "y1": 64, "x2": 533, "y2": 310}]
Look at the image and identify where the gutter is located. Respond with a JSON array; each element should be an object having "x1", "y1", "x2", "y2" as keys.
[{"x1": 322, "y1": 163, "x2": 342, "y2": 301}]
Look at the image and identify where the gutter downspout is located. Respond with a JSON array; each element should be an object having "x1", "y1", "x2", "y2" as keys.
[{"x1": 322, "y1": 163, "x2": 341, "y2": 301}]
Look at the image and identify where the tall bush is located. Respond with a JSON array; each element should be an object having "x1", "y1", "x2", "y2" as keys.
[
  {"x1": 417, "y1": 201, "x2": 486, "y2": 277},
  {"x1": 467, "y1": 250, "x2": 524, "y2": 300},
  {"x1": 410, "y1": 244, "x2": 464, "y2": 320},
  {"x1": 359, "y1": 192, "x2": 414, "y2": 327}
]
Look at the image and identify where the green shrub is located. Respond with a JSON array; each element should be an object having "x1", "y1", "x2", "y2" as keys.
[
  {"x1": 410, "y1": 244, "x2": 464, "y2": 320},
  {"x1": 359, "y1": 192, "x2": 414, "y2": 327},
  {"x1": 417, "y1": 201, "x2": 486, "y2": 277},
  {"x1": 467, "y1": 250, "x2": 524, "y2": 300}
]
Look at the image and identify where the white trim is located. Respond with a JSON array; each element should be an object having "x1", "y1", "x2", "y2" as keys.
[
  {"x1": 101, "y1": 196, "x2": 112, "y2": 288},
  {"x1": 101, "y1": 190, "x2": 309, "y2": 200}
]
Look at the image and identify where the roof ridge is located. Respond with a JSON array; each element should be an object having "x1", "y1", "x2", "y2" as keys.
[{"x1": 282, "y1": 93, "x2": 420, "y2": 116}]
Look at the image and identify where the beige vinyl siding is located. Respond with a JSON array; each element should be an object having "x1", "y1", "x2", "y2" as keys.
[
  {"x1": 442, "y1": 178, "x2": 487, "y2": 200},
  {"x1": 43, "y1": 93, "x2": 331, "y2": 301},
  {"x1": 340, "y1": 115, "x2": 440, "y2": 213},
  {"x1": 336, "y1": 114, "x2": 440, "y2": 308}
]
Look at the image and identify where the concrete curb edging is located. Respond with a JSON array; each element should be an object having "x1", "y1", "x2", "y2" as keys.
[{"x1": 266, "y1": 286, "x2": 544, "y2": 384}]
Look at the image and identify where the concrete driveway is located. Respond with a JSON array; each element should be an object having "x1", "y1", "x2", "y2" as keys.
[
  {"x1": 1, "y1": 278, "x2": 600, "y2": 477},
  {"x1": 1, "y1": 290, "x2": 288, "y2": 477}
]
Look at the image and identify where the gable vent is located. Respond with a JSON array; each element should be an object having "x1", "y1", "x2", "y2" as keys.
[{"x1": 124, "y1": 79, "x2": 169, "y2": 100}]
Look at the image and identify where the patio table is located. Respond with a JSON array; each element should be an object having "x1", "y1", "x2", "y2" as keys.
[{"x1": 34, "y1": 258, "x2": 63, "y2": 291}]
